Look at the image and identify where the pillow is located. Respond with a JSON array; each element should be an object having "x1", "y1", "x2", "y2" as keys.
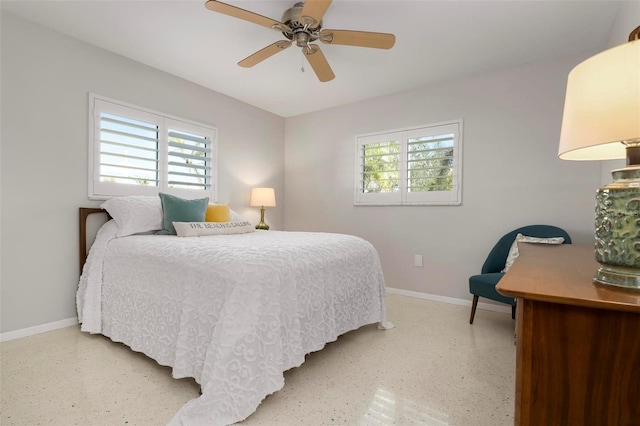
[
  {"x1": 502, "y1": 233, "x2": 565, "y2": 272},
  {"x1": 101, "y1": 196, "x2": 163, "y2": 237},
  {"x1": 229, "y1": 209, "x2": 247, "y2": 222},
  {"x1": 205, "y1": 204, "x2": 231, "y2": 222},
  {"x1": 157, "y1": 193, "x2": 209, "y2": 235},
  {"x1": 173, "y1": 220, "x2": 255, "y2": 237}
]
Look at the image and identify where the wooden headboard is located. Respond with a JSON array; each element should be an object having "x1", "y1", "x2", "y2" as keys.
[{"x1": 79, "y1": 207, "x2": 111, "y2": 276}]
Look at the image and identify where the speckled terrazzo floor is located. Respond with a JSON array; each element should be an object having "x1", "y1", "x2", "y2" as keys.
[{"x1": 1, "y1": 294, "x2": 516, "y2": 425}]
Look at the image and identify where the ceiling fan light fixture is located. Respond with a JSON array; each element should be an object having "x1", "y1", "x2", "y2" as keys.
[{"x1": 294, "y1": 31, "x2": 312, "y2": 47}]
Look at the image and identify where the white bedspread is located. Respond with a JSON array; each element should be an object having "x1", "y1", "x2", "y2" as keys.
[{"x1": 77, "y1": 221, "x2": 390, "y2": 425}]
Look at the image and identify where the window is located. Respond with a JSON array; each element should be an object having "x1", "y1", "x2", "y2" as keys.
[
  {"x1": 355, "y1": 120, "x2": 462, "y2": 205},
  {"x1": 89, "y1": 94, "x2": 217, "y2": 200}
]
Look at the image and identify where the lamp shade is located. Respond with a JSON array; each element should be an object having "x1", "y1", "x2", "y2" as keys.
[
  {"x1": 250, "y1": 187, "x2": 276, "y2": 207},
  {"x1": 558, "y1": 39, "x2": 640, "y2": 160}
]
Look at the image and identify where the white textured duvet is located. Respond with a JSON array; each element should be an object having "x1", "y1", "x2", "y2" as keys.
[{"x1": 77, "y1": 220, "x2": 389, "y2": 425}]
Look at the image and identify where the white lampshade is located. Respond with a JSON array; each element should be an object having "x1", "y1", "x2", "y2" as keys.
[
  {"x1": 558, "y1": 39, "x2": 640, "y2": 160},
  {"x1": 250, "y1": 187, "x2": 276, "y2": 207}
]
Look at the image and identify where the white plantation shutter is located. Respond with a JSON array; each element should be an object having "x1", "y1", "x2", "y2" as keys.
[
  {"x1": 404, "y1": 122, "x2": 461, "y2": 204},
  {"x1": 98, "y1": 113, "x2": 159, "y2": 187},
  {"x1": 360, "y1": 140, "x2": 400, "y2": 193},
  {"x1": 355, "y1": 120, "x2": 463, "y2": 206},
  {"x1": 356, "y1": 132, "x2": 403, "y2": 204},
  {"x1": 167, "y1": 128, "x2": 212, "y2": 190},
  {"x1": 407, "y1": 134, "x2": 454, "y2": 192},
  {"x1": 89, "y1": 95, "x2": 217, "y2": 200}
]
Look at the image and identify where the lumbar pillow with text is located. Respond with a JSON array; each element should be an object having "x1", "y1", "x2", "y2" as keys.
[
  {"x1": 502, "y1": 233, "x2": 565, "y2": 272},
  {"x1": 173, "y1": 221, "x2": 255, "y2": 237}
]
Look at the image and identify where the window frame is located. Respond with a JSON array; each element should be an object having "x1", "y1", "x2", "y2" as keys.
[
  {"x1": 88, "y1": 94, "x2": 218, "y2": 201},
  {"x1": 354, "y1": 120, "x2": 463, "y2": 206}
]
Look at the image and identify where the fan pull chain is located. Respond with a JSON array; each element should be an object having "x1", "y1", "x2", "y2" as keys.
[{"x1": 300, "y1": 53, "x2": 305, "y2": 73}]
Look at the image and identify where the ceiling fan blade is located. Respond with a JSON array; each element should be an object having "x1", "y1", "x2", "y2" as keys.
[
  {"x1": 238, "y1": 41, "x2": 292, "y2": 68},
  {"x1": 303, "y1": 45, "x2": 335, "y2": 82},
  {"x1": 319, "y1": 29, "x2": 396, "y2": 49},
  {"x1": 299, "y1": 0, "x2": 332, "y2": 27},
  {"x1": 205, "y1": 0, "x2": 282, "y2": 29}
]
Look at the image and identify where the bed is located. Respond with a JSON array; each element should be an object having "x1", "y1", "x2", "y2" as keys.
[{"x1": 77, "y1": 197, "x2": 391, "y2": 426}]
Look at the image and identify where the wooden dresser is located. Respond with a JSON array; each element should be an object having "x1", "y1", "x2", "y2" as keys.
[{"x1": 496, "y1": 243, "x2": 640, "y2": 426}]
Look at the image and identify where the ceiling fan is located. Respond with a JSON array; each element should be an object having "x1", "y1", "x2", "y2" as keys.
[{"x1": 204, "y1": 0, "x2": 396, "y2": 82}]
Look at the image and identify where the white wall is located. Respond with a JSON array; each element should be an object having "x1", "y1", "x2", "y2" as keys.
[
  {"x1": 0, "y1": 13, "x2": 285, "y2": 333},
  {"x1": 606, "y1": 1, "x2": 640, "y2": 47},
  {"x1": 283, "y1": 52, "x2": 602, "y2": 300}
]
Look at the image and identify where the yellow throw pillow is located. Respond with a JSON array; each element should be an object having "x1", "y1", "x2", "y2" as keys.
[{"x1": 205, "y1": 204, "x2": 231, "y2": 222}]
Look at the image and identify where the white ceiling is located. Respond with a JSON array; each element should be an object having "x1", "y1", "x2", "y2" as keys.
[{"x1": 2, "y1": 0, "x2": 622, "y2": 117}]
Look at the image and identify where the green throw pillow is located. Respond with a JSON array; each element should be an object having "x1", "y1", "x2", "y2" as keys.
[{"x1": 157, "y1": 193, "x2": 209, "y2": 235}]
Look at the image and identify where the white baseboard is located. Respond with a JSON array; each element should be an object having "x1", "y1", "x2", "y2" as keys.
[
  {"x1": 0, "y1": 317, "x2": 78, "y2": 343},
  {"x1": 385, "y1": 287, "x2": 512, "y2": 314}
]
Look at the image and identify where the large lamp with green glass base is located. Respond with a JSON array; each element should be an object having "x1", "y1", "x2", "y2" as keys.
[{"x1": 558, "y1": 26, "x2": 640, "y2": 290}]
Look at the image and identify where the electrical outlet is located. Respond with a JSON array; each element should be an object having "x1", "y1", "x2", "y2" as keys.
[{"x1": 414, "y1": 254, "x2": 423, "y2": 267}]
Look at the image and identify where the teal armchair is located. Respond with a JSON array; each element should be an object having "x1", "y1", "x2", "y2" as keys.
[{"x1": 468, "y1": 225, "x2": 572, "y2": 324}]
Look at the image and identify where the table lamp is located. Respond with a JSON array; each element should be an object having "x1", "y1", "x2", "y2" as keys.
[
  {"x1": 558, "y1": 26, "x2": 640, "y2": 290},
  {"x1": 250, "y1": 187, "x2": 276, "y2": 230}
]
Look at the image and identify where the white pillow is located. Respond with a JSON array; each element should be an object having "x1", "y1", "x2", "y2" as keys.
[
  {"x1": 229, "y1": 209, "x2": 247, "y2": 222},
  {"x1": 101, "y1": 196, "x2": 163, "y2": 237},
  {"x1": 502, "y1": 233, "x2": 565, "y2": 272},
  {"x1": 173, "y1": 220, "x2": 255, "y2": 237}
]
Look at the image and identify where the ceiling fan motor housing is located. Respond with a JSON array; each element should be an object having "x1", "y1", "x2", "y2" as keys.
[{"x1": 281, "y1": 2, "x2": 322, "y2": 45}]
